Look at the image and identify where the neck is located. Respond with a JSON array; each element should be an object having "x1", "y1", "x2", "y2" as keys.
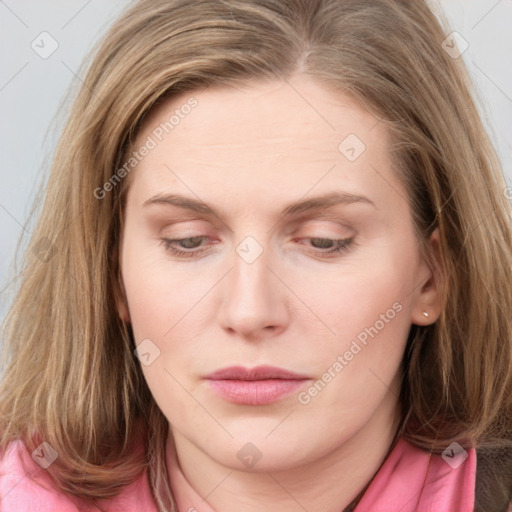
[{"x1": 166, "y1": 387, "x2": 402, "y2": 512}]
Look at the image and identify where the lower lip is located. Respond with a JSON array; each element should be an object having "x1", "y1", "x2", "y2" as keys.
[{"x1": 207, "y1": 379, "x2": 308, "y2": 405}]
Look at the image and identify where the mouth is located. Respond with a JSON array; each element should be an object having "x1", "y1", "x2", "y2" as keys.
[{"x1": 204, "y1": 365, "x2": 311, "y2": 405}]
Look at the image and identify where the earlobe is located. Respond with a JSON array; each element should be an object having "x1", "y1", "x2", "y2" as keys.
[
  {"x1": 112, "y1": 242, "x2": 131, "y2": 324},
  {"x1": 118, "y1": 295, "x2": 131, "y2": 323},
  {"x1": 411, "y1": 228, "x2": 445, "y2": 326},
  {"x1": 116, "y1": 271, "x2": 131, "y2": 323}
]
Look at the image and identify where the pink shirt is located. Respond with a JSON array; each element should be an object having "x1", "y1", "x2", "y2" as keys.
[{"x1": 0, "y1": 436, "x2": 476, "y2": 511}]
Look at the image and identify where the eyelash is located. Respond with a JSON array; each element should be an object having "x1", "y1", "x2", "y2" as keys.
[{"x1": 159, "y1": 236, "x2": 354, "y2": 258}]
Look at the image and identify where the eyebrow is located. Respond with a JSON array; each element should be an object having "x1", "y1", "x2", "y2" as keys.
[{"x1": 142, "y1": 191, "x2": 375, "y2": 217}]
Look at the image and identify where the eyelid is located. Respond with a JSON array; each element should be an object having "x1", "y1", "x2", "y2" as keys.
[
  {"x1": 160, "y1": 233, "x2": 356, "y2": 260},
  {"x1": 158, "y1": 220, "x2": 214, "y2": 237},
  {"x1": 289, "y1": 219, "x2": 355, "y2": 237},
  {"x1": 158, "y1": 218, "x2": 355, "y2": 245}
]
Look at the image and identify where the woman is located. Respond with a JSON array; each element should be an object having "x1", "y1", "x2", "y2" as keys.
[{"x1": 1, "y1": 1, "x2": 511, "y2": 511}]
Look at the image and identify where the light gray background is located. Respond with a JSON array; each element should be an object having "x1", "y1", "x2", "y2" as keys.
[{"x1": 1, "y1": 0, "x2": 511, "y2": 332}]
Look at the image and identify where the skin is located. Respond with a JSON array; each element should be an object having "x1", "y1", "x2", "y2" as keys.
[{"x1": 118, "y1": 73, "x2": 443, "y2": 511}]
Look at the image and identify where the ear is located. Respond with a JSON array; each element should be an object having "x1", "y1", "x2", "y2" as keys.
[
  {"x1": 410, "y1": 228, "x2": 445, "y2": 326},
  {"x1": 117, "y1": 280, "x2": 131, "y2": 324},
  {"x1": 112, "y1": 241, "x2": 131, "y2": 324}
]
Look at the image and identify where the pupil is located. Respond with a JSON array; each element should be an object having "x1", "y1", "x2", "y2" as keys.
[
  {"x1": 182, "y1": 237, "x2": 202, "y2": 249},
  {"x1": 311, "y1": 238, "x2": 333, "y2": 249}
]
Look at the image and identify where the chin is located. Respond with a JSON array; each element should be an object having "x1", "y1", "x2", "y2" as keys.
[{"x1": 202, "y1": 431, "x2": 318, "y2": 473}]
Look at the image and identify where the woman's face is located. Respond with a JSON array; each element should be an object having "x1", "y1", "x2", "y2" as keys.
[{"x1": 119, "y1": 73, "x2": 439, "y2": 471}]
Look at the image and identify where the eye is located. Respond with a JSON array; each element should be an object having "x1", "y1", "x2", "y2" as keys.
[
  {"x1": 160, "y1": 236, "x2": 210, "y2": 257},
  {"x1": 302, "y1": 237, "x2": 355, "y2": 257},
  {"x1": 159, "y1": 235, "x2": 355, "y2": 259}
]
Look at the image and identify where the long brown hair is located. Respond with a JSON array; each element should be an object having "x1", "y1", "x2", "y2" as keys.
[{"x1": 1, "y1": 1, "x2": 511, "y2": 511}]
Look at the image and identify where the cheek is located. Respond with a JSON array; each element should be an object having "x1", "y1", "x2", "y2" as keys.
[
  {"x1": 121, "y1": 232, "x2": 201, "y2": 337},
  {"x1": 120, "y1": 233, "x2": 219, "y2": 386},
  {"x1": 301, "y1": 245, "x2": 414, "y2": 340},
  {"x1": 120, "y1": 240, "x2": 203, "y2": 416},
  {"x1": 294, "y1": 239, "x2": 416, "y2": 393}
]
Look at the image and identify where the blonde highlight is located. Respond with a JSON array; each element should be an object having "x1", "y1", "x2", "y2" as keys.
[{"x1": 1, "y1": 1, "x2": 511, "y2": 511}]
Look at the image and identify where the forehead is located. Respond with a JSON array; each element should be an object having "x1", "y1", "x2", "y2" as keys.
[
  {"x1": 139, "y1": 76, "x2": 386, "y2": 149},
  {"x1": 125, "y1": 75, "x2": 404, "y2": 215}
]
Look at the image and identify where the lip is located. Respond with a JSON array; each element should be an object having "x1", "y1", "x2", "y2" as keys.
[
  {"x1": 205, "y1": 365, "x2": 310, "y2": 381},
  {"x1": 205, "y1": 365, "x2": 311, "y2": 405}
]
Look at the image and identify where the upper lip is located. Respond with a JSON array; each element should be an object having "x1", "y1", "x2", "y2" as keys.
[{"x1": 205, "y1": 365, "x2": 310, "y2": 381}]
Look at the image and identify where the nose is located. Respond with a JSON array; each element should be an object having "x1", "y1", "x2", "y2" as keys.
[{"x1": 217, "y1": 240, "x2": 290, "y2": 341}]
